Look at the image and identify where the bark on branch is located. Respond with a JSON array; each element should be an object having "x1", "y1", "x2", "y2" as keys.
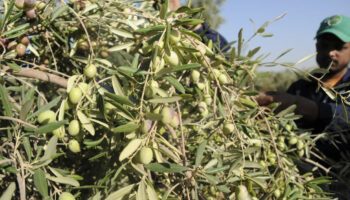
[{"x1": 2, "y1": 66, "x2": 68, "y2": 88}]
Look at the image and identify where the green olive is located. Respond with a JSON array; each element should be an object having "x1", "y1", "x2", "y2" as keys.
[
  {"x1": 84, "y1": 64, "x2": 97, "y2": 79},
  {"x1": 37, "y1": 110, "x2": 56, "y2": 124},
  {"x1": 288, "y1": 136, "x2": 298, "y2": 145},
  {"x1": 69, "y1": 87, "x2": 82, "y2": 104},
  {"x1": 161, "y1": 107, "x2": 174, "y2": 124},
  {"x1": 68, "y1": 139, "x2": 81, "y2": 153},
  {"x1": 136, "y1": 147, "x2": 153, "y2": 164},
  {"x1": 68, "y1": 120, "x2": 80, "y2": 136},
  {"x1": 169, "y1": 30, "x2": 181, "y2": 44},
  {"x1": 191, "y1": 70, "x2": 200, "y2": 82},
  {"x1": 78, "y1": 82, "x2": 89, "y2": 93},
  {"x1": 164, "y1": 51, "x2": 179, "y2": 67},
  {"x1": 52, "y1": 127, "x2": 65, "y2": 139},
  {"x1": 59, "y1": 192, "x2": 75, "y2": 200},
  {"x1": 235, "y1": 185, "x2": 250, "y2": 200},
  {"x1": 223, "y1": 123, "x2": 234, "y2": 135}
]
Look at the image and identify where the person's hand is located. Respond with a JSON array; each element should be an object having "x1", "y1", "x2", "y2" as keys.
[{"x1": 256, "y1": 91, "x2": 318, "y2": 122}]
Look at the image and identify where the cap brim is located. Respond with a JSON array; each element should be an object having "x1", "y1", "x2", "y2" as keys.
[{"x1": 316, "y1": 29, "x2": 350, "y2": 42}]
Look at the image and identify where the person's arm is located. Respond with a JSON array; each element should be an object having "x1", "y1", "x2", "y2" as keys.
[
  {"x1": 169, "y1": 0, "x2": 181, "y2": 11},
  {"x1": 256, "y1": 92, "x2": 319, "y2": 122}
]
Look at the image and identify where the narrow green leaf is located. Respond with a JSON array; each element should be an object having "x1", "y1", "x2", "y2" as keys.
[
  {"x1": 108, "y1": 42, "x2": 135, "y2": 52},
  {"x1": 0, "y1": 0, "x2": 15, "y2": 32},
  {"x1": 137, "y1": 180, "x2": 147, "y2": 200},
  {"x1": 237, "y1": 28, "x2": 243, "y2": 57},
  {"x1": 180, "y1": 29, "x2": 202, "y2": 41},
  {"x1": 174, "y1": 18, "x2": 204, "y2": 26},
  {"x1": 164, "y1": 76, "x2": 185, "y2": 94},
  {"x1": 7, "y1": 62, "x2": 21, "y2": 71},
  {"x1": 146, "y1": 181, "x2": 158, "y2": 200},
  {"x1": 3, "y1": 23, "x2": 29, "y2": 36},
  {"x1": 35, "y1": 120, "x2": 67, "y2": 134},
  {"x1": 195, "y1": 140, "x2": 207, "y2": 167},
  {"x1": 29, "y1": 96, "x2": 61, "y2": 119},
  {"x1": 34, "y1": 169, "x2": 49, "y2": 198},
  {"x1": 110, "y1": 27, "x2": 134, "y2": 39},
  {"x1": 111, "y1": 75, "x2": 125, "y2": 96},
  {"x1": 40, "y1": 135, "x2": 58, "y2": 162},
  {"x1": 22, "y1": 137, "x2": 32, "y2": 161},
  {"x1": 0, "y1": 182, "x2": 16, "y2": 200},
  {"x1": 112, "y1": 123, "x2": 139, "y2": 133},
  {"x1": 81, "y1": 3, "x2": 98, "y2": 14},
  {"x1": 105, "y1": 99, "x2": 134, "y2": 119},
  {"x1": 171, "y1": 63, "x2": 201, "y2": 72},
  {"x1": 46, "y1": 175, "x2": 80, "y2": 187},
  {"x1": 105, "y1": 92, "x2": 134, "y2": 107},
  {"x1": 20, "y1": 99, "x2": 34, "y2": 121},
  {"x1": 149, "y1": 96, "x2": 182, "y2": 103},
  {"x1": 51, "y1": 5, "x2": 68, "y2": 21},
  {"x1": 77, "y1": 111, "x2": 95, "y2": 136},
  {"x1": 134, "y1": 25, "x2": 165, "y2": 35},
  {"x1": 105, "y1": 184, "x2": 135, "y2": 200},
  {"x1": 83, "y1": 137, "x2": 104, "y2": 147},
  {"x1": 0, "y1": 85, "x2": 13, "y2": 117},
  {"x1": 145, "y1": 163, "x2": 189, "y2": 173}
]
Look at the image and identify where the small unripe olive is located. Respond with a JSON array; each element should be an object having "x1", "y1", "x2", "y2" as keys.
[
  {"x1": 288, "y1": 136, "x2": 298, "y2": 145},
  {"x1": 136, "y1": 147, "x2": 153, "y2": 164},
  {"x1": 24, "y1": 0, "x2": 36, "y2": 9},
  {"x1": 16, "y1": 43, "x2": 26, "y2": 57},
  {"x1": 68, "y1": 139, "x2": 80, "y2": 153},
  {"x1": 204, "y1": 94, "x2": 212, "y2": 105},
  {"x1": 7, "y1": 41, "x2": 18, "y2": 50},
  {"x1": 273, "y1": 189, "x2": 281, "y2": 198},
  {"x1": 52, "y1": 127, "x2": 65, "y2": 139},
  {"x1": 298, "y1": 149, "x2": 305, "y2": 157},
  {"x1": 141, "y1": 120, "x2": 152, "y2": 134},
  {"x1": 19, "y1": 35, "x2": 30, "y2": 45},
  {"x1": 69, "y1": 87, "x2": 83, "y2": 104},
  {"x1": 198, "y1": 101, "x2": 207, "y2": 113},
  {"x1": 78, "y1": 82, "x2": 89, "y2": 93},
  {"x1": 296, "y1": 140, "x2": 304, "y2": 150},
  {"x1": 59, "y1": 192, "x2": 75, "y2": 200},
  {"x1": 84, "y1": 64, "x2": 97, "y2": 79},
  {"x1": 235, "y1": 185, "x2": 250, "y2": 200},
  {"x1": 64, "y1": 100, "x2": 73, "y2": 111},
  {"x1": 277, "y1": 141, "x2": 286, "y2": 151},
  {"x1": 191, "y1": 70, "x2": 200, "y2": 82},
  {"x1": 35, "y1": 1, "x2": 46, "y2": 10},
  {"x1": 100, "y1": 50, "x2": 109, "y2": 58},
  {"x1": 68, "y1": 120, "x2": 80, "y2": 136},
  {"x1": 78, "y1": 40, "x2": 89, "y2": 51},
  {"x1": 169, "y1": 114, "x2": 180, "y2": 128},
  {"x1": 15, "y1": 0, "x2": 24, "y2": 9},
  {"x1": 164, "y1": 51, "x2": 179, "y2": 67},
  {"x1": 161, "y1": 107, "x2": 174, "y2": 124},
  {"x1": 25, "y1": 9, "x2": 36, "y2": 19},
  {"x1": 37, "y1": 110, "x2": 56, "y2": 124},
  {"x1": 169, "y1": 30, "x2": 181, "y2": 44},
  {"x1": 218, "y1": 73, "x2": 228, "y2": 84},
  {"x1": 285, "y1": 124, "x2": 292, "y2": 131},
  {"x1": 223, "y1": 123, "x2": 234, "y2": 135},
  {"x1": 196, "y1": 82, "x2": 205, "y2": 90}
]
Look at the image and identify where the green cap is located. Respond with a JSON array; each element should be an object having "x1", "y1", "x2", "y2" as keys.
[{"x1": 316, "y1": 15, "x2": 350, "y2": 42}]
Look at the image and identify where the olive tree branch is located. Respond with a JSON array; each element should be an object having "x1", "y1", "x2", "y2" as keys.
[{"x1": 2, "y1": 66, "x2": 68, "y2": 88}]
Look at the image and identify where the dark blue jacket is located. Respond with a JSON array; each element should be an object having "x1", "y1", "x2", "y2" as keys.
[
  {"x1": 287, "y1": 68, "x2": 350, "y2": 161},
  {"x1": 287, "y1": 68, "x2": 350, "y2": 133},
  {"x1": 194, "y1": 23, "x2": 229, "y2": 52}
]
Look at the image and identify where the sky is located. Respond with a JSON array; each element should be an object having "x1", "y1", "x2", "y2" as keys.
[{"x1": 216, "y1": 0, "x2": 350, "y2": 71}]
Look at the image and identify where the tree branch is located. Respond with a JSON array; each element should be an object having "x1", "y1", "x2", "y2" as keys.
[{"x1": 2, "y1": 66, "x2": 68, "y2": 88}]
